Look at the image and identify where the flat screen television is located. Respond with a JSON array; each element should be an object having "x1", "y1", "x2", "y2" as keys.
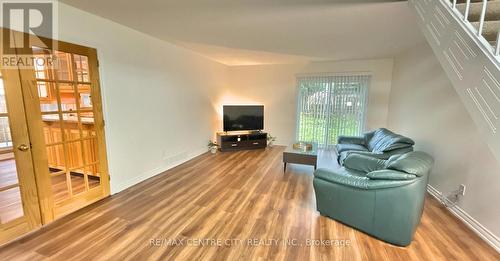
[{"x1": 223, "y1": 105, "x2": 264, "y2": 131}]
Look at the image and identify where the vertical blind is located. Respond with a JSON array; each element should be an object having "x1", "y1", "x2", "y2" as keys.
[{"x1": 296, "y1": 74, "x2": 370, "y2": 149}]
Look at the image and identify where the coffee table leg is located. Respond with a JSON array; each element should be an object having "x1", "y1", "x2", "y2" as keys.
[
  {"x1": 314, "y1": 164, "x2": 317, "y2": 170},
  {"x1": 284, "y1": 162, "x2": 287, "y2": 172}
]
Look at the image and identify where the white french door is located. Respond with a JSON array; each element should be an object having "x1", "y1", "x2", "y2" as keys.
[{"x1": 296, "y1": 74, "x2": 370, "y2": 149}]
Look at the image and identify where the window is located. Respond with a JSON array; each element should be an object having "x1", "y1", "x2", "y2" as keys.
[{"x1": 296, "y1": 74, "x2": 370, "y2": 149}]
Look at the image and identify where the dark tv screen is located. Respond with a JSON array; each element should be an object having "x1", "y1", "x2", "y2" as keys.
[{"x1": 223, "y1": 105, "x2": 264, "y2": 131}]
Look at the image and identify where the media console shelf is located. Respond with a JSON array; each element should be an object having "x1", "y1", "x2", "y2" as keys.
[{"x1": 217, "y1": 131, "x2": 267, "y2": 152}]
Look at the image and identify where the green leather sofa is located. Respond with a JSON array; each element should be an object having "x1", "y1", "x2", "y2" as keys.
[
  {"x1": 336, "y1": 128, "x2": 415, "y2": 164},
  {"x1": 313, "y1": 151, "x2": 434, "y2": 246}
]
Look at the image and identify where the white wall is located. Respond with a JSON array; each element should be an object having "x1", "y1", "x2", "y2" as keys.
[
  {"x1": 388, "y1": 42, "x2": 500, "y2": 238},
  {"x1": 56, "y1": 4, "x2": 228, "y2": 193},
  {"x1": 211, "y1": 59, "x2": 394, "y2": 145}
]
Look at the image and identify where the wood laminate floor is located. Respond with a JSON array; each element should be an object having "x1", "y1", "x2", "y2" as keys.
[{"x1": 0, "y1": 146, "x2": 498, "y2": 260}]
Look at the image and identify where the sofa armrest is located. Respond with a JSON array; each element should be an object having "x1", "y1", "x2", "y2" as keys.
[
  {"x1": 314, "y1": 175, "x2": 427, "y2": 246},
  {"x1": 314, "y1": 168, "x2": 417, "y2": 190},
  {"x1": 337, "y1": 135, "x2": 365, "y2": 145}
]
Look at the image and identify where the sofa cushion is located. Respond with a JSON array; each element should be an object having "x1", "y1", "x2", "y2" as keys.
[
  {"x1": 337, "y1": 135, "x2": 366, "y2": 145},
  {"x1": 367, "y1": 128, "x2": 415, "y2": 153},
  {"x1": 336, "y1": 143, "x2": 368, "y2": 154},
  {"x1": 384, "y1": 154, "x2": 404, "y2": 167},
  {"x1": 344, "y1": 154, "x2": 385, "y2": 173},
  {"x1": 367, "y1": 170, "x2": 417, "y2": 180},
  {"x1": 338, "y1": 151, "x2": 350, "y2": 164},
  {"x1": 386, "y1": 151, "x2": 434, "y2": 176}
]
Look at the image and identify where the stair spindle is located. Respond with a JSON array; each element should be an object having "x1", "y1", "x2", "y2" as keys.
[
  {"x1": 496, "y1": 32, "x2": 500, "y2": 56},
  {"x1": 464, "y1": 0, "x2": 471, "y2": 21},
  {"x1": 478, "y1": 0, "x2": 488, "y2": 36},
  {"x1": 452, "y1": 0, "x2": 457, "y2": 9}
]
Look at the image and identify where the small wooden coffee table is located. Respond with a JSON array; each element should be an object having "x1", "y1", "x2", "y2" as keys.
[{"x1": 283, "y1": 142, "x2": 318, "y2": 172}]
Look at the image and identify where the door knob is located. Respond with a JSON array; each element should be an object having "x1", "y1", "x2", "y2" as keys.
[{"x1": 17, "y1": 144, "x2": 30, "y2": 151}]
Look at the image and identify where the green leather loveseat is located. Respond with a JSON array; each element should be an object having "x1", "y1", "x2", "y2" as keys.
[
  {"x1": 336, "y1": 128, "x2": 415, "y2": 164},
  {"x1": 313, "y1": 151, "x2": 434, "y2": 246}
]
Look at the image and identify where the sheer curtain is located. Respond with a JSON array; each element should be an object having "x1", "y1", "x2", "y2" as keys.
[{"x1": 295, "y1": 74, "x2": 370, "y2": 149}]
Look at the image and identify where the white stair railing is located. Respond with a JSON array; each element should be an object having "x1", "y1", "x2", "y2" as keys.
[{"x1": 447, "y1": 0, "x2": 500, "y2": 59}]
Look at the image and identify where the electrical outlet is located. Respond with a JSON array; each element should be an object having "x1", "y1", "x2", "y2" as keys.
[{"x1": 459, "y1": 184, "x2": 466, "y2": 196}]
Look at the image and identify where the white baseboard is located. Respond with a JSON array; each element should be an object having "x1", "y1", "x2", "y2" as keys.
[
  {"x1": 427, "y1": 185, "x2": 500, "y2": 253},
  {"x1": 111, "y1": 147, "x2": 207, "y2": 194}
]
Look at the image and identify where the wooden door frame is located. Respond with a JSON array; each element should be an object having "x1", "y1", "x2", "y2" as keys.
[
  {"x1": 0, "y1": 28, "x2": 42, "y2": 245},
  {"x1": 10, "y1": 29, "x2": 110, "y2": 223}
]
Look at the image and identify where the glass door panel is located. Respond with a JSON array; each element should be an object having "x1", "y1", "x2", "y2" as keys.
[
  {"x1": 36, "y1": 50, "x2": 96, "y2": 201},
  {"x1": 25, "y1": 44, "x2": 109, "y2": 219},
  {"x1": 0, "y1": 68, "x2": 42, "y2": 245},
  {"x1": 0, "y1": 75, "x2": 24, "y2": 224}
]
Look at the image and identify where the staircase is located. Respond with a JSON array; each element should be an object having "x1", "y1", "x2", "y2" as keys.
[
  {"x1": 455, "y1": 0, "x2": 500, "y2": 51},
  {"x1": 409, "y1": 0, "x2": 500, "y2": 162}
]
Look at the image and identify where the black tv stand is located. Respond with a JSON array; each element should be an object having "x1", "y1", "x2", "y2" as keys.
[{"x1": 217, "y1": 131, "x2": 267, "y2": 152}]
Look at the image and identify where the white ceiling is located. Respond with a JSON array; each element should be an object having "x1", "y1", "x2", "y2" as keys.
[{"x1": 60, "y1": 0, "x2": 424, "y2": 65}]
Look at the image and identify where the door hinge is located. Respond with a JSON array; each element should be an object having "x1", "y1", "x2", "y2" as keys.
[{"x1": 97, "y1": 59, "x2": 100, "y2": 67}]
